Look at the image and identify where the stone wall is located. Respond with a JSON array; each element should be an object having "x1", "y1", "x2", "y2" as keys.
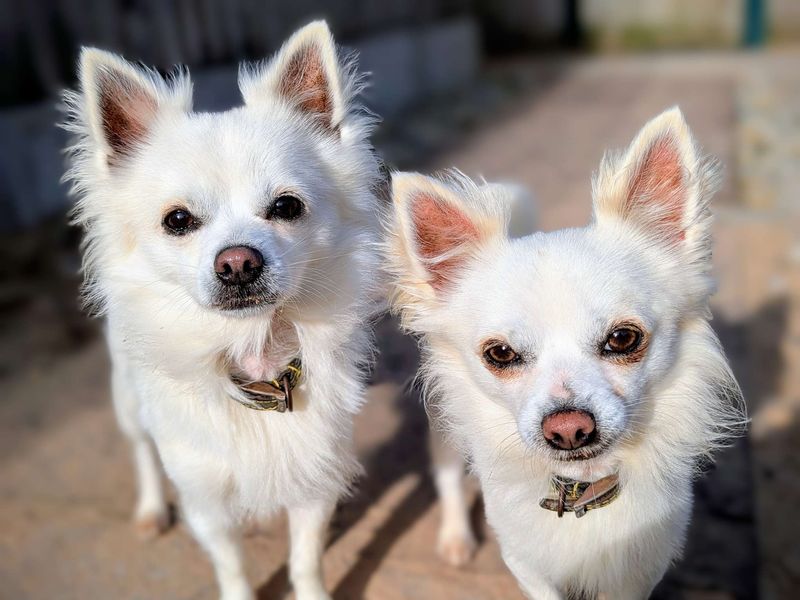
[
  {"x1": 582, "y1": 0, "x2": 743, "y2": 49},
  {"x1": 770, "y1": 0, "x2": 800, "y2": 42}
]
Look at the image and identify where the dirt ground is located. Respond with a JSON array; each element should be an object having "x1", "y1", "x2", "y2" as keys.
[{"x1": 1, "y1": 51, "x2": 798, "y2": 599}]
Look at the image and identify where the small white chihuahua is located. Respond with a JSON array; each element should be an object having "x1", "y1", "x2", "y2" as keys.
[
  {"x1": 64, "y1": 22, "x2": 383, "y2": 600},
  {"x1": 386, "y1": 108, "x2": 744, "y2": 599}
]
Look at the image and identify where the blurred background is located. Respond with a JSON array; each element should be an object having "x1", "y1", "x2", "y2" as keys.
[{"x1": 1, "y1": 1, "x2": 798, "y2": 598}]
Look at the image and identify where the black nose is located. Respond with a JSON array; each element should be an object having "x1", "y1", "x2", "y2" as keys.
[{"x1": 214, "y1": 246, "x2": 263, "y2": 286}]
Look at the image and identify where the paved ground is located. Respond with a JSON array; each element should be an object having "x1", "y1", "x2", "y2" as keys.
[{"x1": 1, "y1": 50, "x2": 798, "y2": 599}]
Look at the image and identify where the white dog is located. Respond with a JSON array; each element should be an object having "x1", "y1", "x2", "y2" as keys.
[
  {"x1": 385, "y1": 108, "x2": 744, "y2": 599},
  {"x1": 63, "y1": 21, "x2": 383, "y2": 600}
]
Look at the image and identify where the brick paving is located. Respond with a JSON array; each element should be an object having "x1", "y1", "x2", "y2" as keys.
[{"x1": 1, "y1": 50, "x2": 798, "y2": 599}]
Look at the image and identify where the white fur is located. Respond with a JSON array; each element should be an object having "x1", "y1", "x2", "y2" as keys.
[
  {"x1": 429, "y1": 427, "x2": 477, "y2": 567},
  {"x1": 63, "y1": 21, "x2": 383, "y2": 600},
  {"x1": 386, "y1": 108, "x2": 745, "y2": 598}
]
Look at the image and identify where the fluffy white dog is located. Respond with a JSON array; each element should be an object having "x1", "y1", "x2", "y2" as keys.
[
  {"x1": 385, "y1": 108, "x2": 744, "y2": 599},
  {"x1": 63, "y1": 21, "x2": 383, "y2": 600}
]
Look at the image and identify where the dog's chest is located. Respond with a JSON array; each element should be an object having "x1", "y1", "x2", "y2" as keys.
[
  {"x1": 480, "y1": 472, "x2": 689, "y2": 590},
  {"x1": 143, "y1": 376, "x2": 360, "y2": 514}
]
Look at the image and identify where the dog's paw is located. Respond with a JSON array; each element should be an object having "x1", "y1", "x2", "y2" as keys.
[
  {"x1": 437, "y1": 529, "x2": 477, "y2": 568},
  {"x1": 219, "y1": 581, "x2": 255, "y2": 600},
  {"x1": 134, "y1": 508, "x2": 171, "y2": 540},
  {"x1": 293, "y1": 581, "x2": 331, "y2": 600}
]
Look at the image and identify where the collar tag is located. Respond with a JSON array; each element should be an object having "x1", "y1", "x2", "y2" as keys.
[
  {"x1": 539, "y1": 473, "x2": 620, "y2": 518},
  {"x1": 231, "y1": 358, "x2": 302, "y2": 413}
]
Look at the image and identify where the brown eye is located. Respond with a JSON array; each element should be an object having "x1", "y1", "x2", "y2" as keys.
[
  {"x1": 268, "y1": 195, "x2": 304, "y2": 221},
  {"x1": 484, "y1": 343, "x2": 521, "y2": 368},
  {"x1": 163, "y1": 208, "x2": 197, "y2": 235},
  {"x1": 603, "y1": 327, "x2": 642, "y2": 355}
]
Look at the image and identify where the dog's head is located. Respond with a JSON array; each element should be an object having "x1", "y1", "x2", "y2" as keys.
[
  {"x1": 66, "y1": 22, "x2": 381, "y2": 323},
  {"x1": 388, "y1": 109, "x2": 735, "y2": 476}
]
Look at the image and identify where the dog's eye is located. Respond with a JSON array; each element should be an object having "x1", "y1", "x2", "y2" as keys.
[
  {"x1": 603, "y1": 327, "x2": 642, "y2": 355},
  {"x1": 163, "y1": 208, "x2": 197, "y2": 235},
  {"x1": 268, "y1": 195, "x2": 304, "y2": 221},
  {"x1": 483, "y1": 342, "x2": 521, "y2": 368}
]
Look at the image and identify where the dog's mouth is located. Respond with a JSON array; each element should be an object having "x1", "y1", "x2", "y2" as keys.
[
  {"x1": 550, "y1": 446, "x2": 605, "y2": 462},
  {"x1": 211, "y1": 287, "x2": 279, "y2": 312},
  {"x1": 543, "y1": 437, "x2": 615, "y2": 463}
]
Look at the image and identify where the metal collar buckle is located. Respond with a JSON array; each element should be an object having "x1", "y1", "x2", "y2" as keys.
[
  {"x1": 538, "y1": 473, "x2": 620, "y2": 518},
  {"x1": 231, "y1": 358, "x2": 302, "y2": 413}
]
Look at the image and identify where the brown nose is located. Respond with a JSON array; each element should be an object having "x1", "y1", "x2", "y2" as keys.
[
  {"x1": 214, "y1": 246, "x2": 263, "y2": 286},
  {"x1": 542, "y1": 410, "x2": 596, "y2": 450}
]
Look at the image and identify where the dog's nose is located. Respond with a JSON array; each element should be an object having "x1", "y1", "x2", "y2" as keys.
[
  {"x1": 542, "y1": 410, "x2": 596, "y2": 450},
  {"x1": 214, "y1": 246, "x2": 263, "y2": 286}
]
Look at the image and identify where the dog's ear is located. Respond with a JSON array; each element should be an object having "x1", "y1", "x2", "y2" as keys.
[
  {"x1": 239, "y1": 21, "x2": 347, "y2": 132},
  {"x1": 592, "y1": 107, "x2": 719, "y2": 257},
  {"x1": 77, "y1": 48, "x2": 191, "y2": 166},
  {"x1": 387, "y1": 172, "x2": 509, "y2": 313}
]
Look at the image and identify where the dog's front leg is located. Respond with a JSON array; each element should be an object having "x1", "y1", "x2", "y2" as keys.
[
  {"x1": 600, "y1": 570, "x2": 663, "y2": 600},
  {"x1": 110, "y1": 362, "x2": 169, "y2": 539},
  {"x1": 287, "y1": 498, "x2": 335, "y2": 600},
  {"x1": 503, "y1": 553, "x2": 562, "y2": 600},
  {"x1": 183, "y1": 500, "x2": 251, "y2": 600},
  {"x1": 599, "y1": 582, "x2": 655, "y2": 600},
  {"x1": 430, "y1": 429, "x2": 477, "y2": 566}
]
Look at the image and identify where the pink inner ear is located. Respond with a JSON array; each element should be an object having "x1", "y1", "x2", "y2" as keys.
[
  {"x1": 278, "y1": 43, "x2": 334, "y2": 129},
  {"x1": 626, "y1": 134, "x2": 686, "y2": 241},
  {"x1": 411, "y1": 193, "x2": 479, "y2": 290},
  {"x1": 98, "y1": 71, "x2": 157, "y2": 162}
]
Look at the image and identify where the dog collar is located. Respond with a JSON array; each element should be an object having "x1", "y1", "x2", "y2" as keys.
[
  {"x1": 230, "y1": 358, "x2": 302, "y2": 413},
  {"x1": 539, "y1": 473, "x2": 620, "y2": 518}
]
